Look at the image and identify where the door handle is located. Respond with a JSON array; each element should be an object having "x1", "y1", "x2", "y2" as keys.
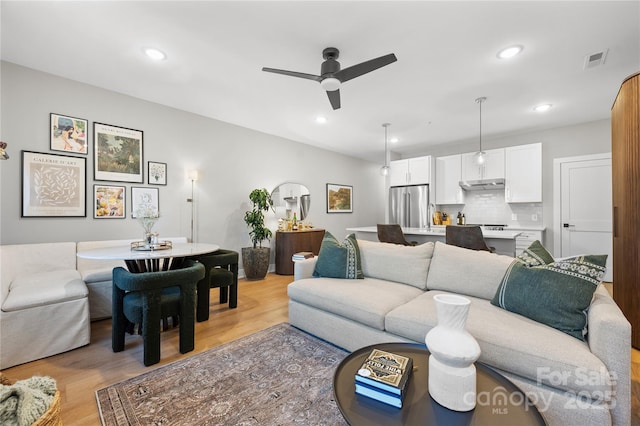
[{"x1": 563, "y1": 223, "x2": 575, "y2": 228}]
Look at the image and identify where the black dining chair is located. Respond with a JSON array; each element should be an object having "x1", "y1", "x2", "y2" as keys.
[
  {"x1": 112, "y1": 259, "x2": 205, "y2": 366},
  {"x1": 377, "y1": 224, "x2": 417, "y2": 246},
  {"x1": 194, "y1": 249, "x2": 239, "y2": 322},
  {"x1": 445, "y1": 225, "x2": 495, "y2": 252}
]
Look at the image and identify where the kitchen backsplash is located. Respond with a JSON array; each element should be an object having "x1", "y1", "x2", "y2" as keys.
[{"x1": 438, "y1": 189, "x2": 542, "y2": 228}]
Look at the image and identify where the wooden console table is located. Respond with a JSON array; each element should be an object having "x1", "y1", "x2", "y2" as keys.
[{"x1": 275, "y1": 229, "x2": 325, "y2": 275}]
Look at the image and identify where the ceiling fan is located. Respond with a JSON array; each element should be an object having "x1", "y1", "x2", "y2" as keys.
[{"x1": 262, "y1": 47, "x2": 397, "y2": 110}]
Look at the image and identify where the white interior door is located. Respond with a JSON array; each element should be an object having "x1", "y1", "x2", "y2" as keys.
[{"x1": 560, "y1": 157, "x2": 613, "y2": 281}]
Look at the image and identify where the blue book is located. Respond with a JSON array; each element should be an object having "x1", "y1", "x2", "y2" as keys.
[{"x1": 355, "y1": 382, "x2": 403, "y2": 408}]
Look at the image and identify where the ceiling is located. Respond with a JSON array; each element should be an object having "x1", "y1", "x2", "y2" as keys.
[{"x1": 2, "y1": 1, "x2": 639, "y2": 163}]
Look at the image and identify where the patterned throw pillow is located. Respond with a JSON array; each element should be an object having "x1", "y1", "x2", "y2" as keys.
[
  {"x1": 312, "y1": 232, "x2": 363, "y2": 279},
  {"x1": 491, "y1": 241, "x2": 607, "y2": 341},
  {"x1": 516, "y1": 239, "x2": 555, "y2": 266}
]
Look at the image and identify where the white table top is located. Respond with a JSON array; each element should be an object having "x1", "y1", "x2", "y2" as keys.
[
  {"x1": 76, "y1": 242, "x2": 220, "y2": 261},
  {"x1": 346, "y1": 226, "x2": 522, "y2": 240}
]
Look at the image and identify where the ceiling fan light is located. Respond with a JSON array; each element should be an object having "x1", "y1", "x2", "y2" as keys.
[{"x1": 320, "y1": 77, "x2": 341, "y2": 92}]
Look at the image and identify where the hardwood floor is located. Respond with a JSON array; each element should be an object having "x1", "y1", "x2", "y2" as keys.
[
  {"x1": 2, "y1": 274, "x2": 639, "y2": 425},
  {"x1": 1, "y1": 273, "x2": 293, "y2": 425}
]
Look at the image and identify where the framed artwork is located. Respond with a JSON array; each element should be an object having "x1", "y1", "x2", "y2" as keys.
[
  {"x1": 148, "y1": 161, "x2": 167, "y2": 185},
  {"x1": 21, "y1": 150, "x2": 86, "y2": 217},
  {"x1": 131, "y1": 187, "x2": 159, "y2": 218},
  {"x1": 94, "y1": 122, "x2": 143, "y2": 183},
  {"x1": 50, "y1": 113, "x2": 88, "y2": 154},
  {"x1": 94, "y1": 185, "x2": 125, "y2": 218},
  {"x1": 326, "y1": 183, "x2": 353, "y2": 213}
]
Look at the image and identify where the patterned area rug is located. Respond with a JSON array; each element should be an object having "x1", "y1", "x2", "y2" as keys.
[{"x1": 96, "y1": 323, "x2": 349, "y2": 425}]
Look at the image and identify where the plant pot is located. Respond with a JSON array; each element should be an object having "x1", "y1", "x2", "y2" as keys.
[{"x1": 241, "y1": 247, "x2": 270, "y2": 280}]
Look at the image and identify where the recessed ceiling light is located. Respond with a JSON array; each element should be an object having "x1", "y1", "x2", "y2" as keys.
[
  {"x1": 315, "y1": 116, "x2": 327, "y2": 124},
  {"x1": 497, "y1": 45, "x2": 523, "y2": 59},
  {"x1": 144, "y1": 47, "x2": 166, "y2": 61},
  {"x1": 390, "y1": 137, "x2": 399, "y2": 144},
  {"x1": 533, "y1": 104, "x2": 552, "y2": 112}
]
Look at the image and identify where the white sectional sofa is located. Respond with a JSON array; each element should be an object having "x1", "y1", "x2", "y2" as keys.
[
  {"x1": 0, "y1": 237, "x2": 187, "y2": 369},
  {"x1": 288, "y1": 239, "x2": 631, "y2": 426}
]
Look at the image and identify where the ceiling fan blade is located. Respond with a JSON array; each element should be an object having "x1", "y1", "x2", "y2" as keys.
[
  {"x1": 326, "y1": 89, "x2": 341, "y2": 110},
  {"x1": 334, "y1": 53, "x2": 397, "y2": 83},
  {"x1": 262, "y1": 67, "x2": 322, "y2": 82}
]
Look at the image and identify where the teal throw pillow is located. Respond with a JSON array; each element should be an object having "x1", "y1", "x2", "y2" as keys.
[
  {"x1": 491, "y1": 241, "x2": 607, "y2": 341},
  {"x1": 313, "y1": 232, "x2": 364, "y2": 279}
]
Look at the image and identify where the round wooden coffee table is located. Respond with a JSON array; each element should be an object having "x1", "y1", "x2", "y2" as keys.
[{"x1": 333, "y1": 343, "x2": 546, "y2": 425}]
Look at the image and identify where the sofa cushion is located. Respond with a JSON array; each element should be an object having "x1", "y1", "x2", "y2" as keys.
[
  {"x1": 2, "y1": 270, "x2": 87, "y2": 312},
  {"x1": 313, "y1": 232, "x2": 363, "y2": 279},
  {"x1": 385, "y1": 290, "x2": 612, "y2": 398},
  {"x1": 358, "y1": 240, "x2": 434, "y2": 290},
  {"x1": 426, "y1": 242, "x2": 514, "y2": 300},
  {"x1": 288, "y1": 277, "x2": 423, "y2": 330},
  {"x1": 492, "y1": 250, "x2": 607, "y2": 341}
]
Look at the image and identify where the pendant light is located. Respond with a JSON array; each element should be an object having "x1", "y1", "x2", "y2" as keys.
[
  {"x1": 474, "y1": 97, "x2": 487, "y2": 165},
  {"x1": 380, "y1": 123, "x2": 391, "y2": 176}
]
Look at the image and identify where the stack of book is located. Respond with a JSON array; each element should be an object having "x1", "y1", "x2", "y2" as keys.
[
  {"x1": 354, "y1": 348, "x2": 413, "y2": 408},
  {"x1": 292, "y1": 251, "x2": 314, "y2": 260}
]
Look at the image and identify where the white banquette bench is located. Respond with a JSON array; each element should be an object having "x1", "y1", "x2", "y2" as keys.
[{"x1": 0, "y1": 237, "x2": 187, "y2": 369}]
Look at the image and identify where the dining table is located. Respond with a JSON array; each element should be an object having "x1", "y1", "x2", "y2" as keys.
[{"x1": 76, "y1": 242, "x2": 220, "y2": 272}]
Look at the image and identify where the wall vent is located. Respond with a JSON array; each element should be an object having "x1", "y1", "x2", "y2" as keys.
[{"x1": 584, "y1": 49, "x2": 608, "y2": 70}]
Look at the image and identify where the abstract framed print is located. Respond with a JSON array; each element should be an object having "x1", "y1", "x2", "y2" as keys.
[{"x1": 22, "y1": 151, "x2": 86, "y2": 217}]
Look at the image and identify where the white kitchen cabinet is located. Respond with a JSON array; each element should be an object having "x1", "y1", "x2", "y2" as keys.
[
  {"x1": 435, "y1": 154, "x2": 465, "y2": 204},
  {"x1": 461, "y1": 148, "x2": 505, "y2": 181},
  {"x1": 390, "y1": 156, "x2": 431, "y2": 186},
  {"x1": 505, "y1": 143, "x2": 542, "y2": 203}
]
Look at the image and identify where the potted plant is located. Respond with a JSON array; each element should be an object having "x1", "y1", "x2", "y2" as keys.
[{"x1": 242, "y1": 188, "x2": 274, "y2": 280}]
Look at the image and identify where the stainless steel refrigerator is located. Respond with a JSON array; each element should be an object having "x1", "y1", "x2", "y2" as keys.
[{"x1": 389, "y1": 184, "x2": 430, "y2": 228}]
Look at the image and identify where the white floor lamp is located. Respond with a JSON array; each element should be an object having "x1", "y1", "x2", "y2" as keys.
[{"x1": 187, "y1": 170, "x2": 198, "y2": 242}]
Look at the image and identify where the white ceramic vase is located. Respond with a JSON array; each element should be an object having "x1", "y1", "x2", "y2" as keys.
[{"x1": 425, "y1": 293, "x2": 481, "y2": 412}]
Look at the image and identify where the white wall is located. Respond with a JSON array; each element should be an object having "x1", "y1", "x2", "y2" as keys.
[
  {"x1": 0, "y1": 62, "x2": 386, "y2": 261},
  {"x1": 399, "y1": 119, "x2": 612, "y2": 253}
]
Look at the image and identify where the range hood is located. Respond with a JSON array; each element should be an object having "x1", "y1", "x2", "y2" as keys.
[{"x1": 459, "y1": 178, "x2": 505, "y2": 191}]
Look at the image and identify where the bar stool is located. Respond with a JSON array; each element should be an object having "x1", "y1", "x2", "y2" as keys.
[
  {"x1": 112, "y1": 260, "x2": 205, "y2": 366},
  {"x1": 195, "y1": 249, "x2": 239, "y2": 322}
]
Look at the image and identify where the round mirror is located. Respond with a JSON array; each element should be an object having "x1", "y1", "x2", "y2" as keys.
[{"x1": 271, "y1": 182, "x2": 310, "y2": 221}]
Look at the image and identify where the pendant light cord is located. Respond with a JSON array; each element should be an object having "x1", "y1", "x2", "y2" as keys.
[{"x1": 476, "y1": 97, "x2": 486, "y2": 153}]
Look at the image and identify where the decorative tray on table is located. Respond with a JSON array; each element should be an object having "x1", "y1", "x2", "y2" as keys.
[{"x1": 130, "y1": 241, "x2": 173, "y2": 251}]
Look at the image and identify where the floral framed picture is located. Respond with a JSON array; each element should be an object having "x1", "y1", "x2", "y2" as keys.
[
  {"x1": 94, "y1": 185, "x2": 125, "y2": 218},
  {"x1": 326, "y1": 183, "x2": 353, "y2": 213},
  {"x1": 94, "y1": 122, "x2": 143, "y2": 183},
  {"x1": 148, "y1": 161, "x2": 167, "y2": 185},
  {"x1": 50, "y1": 113, "x2": 88, "y2": 154},
  {"x1": 131, "y1": 187, "x2": 159, "y2": 218},
  {"x1": 21, "y1": 150, "x2": 86, "y2": 217}
]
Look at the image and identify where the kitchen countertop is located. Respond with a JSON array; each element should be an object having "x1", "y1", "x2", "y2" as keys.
[{"x1": 347, "y1": 226, "x2": 522, "y2": 240}]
